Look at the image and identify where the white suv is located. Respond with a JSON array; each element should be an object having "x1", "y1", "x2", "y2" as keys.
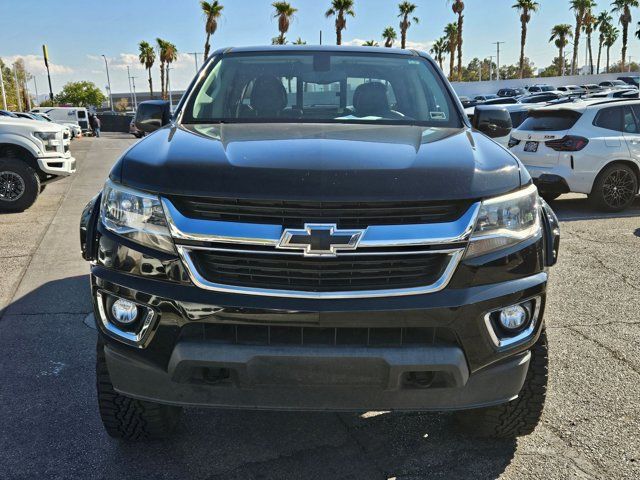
[
  {"x1": 509, "y1": 99, "x2": 640, "y2": 211},
  {"x1": 0, "y1": 116, "x2": 76, "y2": 211}
]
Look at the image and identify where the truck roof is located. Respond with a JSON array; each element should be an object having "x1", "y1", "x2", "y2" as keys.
[{"x1": 213, "y1": 45, "x2": 423, "y2": 56}]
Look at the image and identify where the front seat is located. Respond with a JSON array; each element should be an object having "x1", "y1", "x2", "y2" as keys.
[
  {"x1": 250, "y1": 75, "x2": 288, "y2": 117},
  {"x1": 353, "y1": 82, "x2": 399, "y2": 118}
]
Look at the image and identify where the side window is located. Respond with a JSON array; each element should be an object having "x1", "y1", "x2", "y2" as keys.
[
  {"x1": 594, "y1": 107, "x2": 624, "y2": 132},
  {"x1": 623, "y1": 107, "x2": 638, "y2": 133}
]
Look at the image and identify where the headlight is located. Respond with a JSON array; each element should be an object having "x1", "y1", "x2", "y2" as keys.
[
  {"x1": 34, "y1": 132, "x2": 57, "y2": 142},
  {"x1": 100, "y1": 180, "x2": 175, "y2": 253},
  {"x1": 464, "y1": 184, "x2": 541, "y2": 259}
]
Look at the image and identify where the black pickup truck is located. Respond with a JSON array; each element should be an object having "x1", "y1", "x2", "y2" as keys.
[{"x1": 80, "y1": 46, "x2": 560, "y2": 440}]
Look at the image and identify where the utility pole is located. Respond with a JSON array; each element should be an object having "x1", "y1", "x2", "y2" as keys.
[
  {"x1": 101, "y1": 55, "x2": 113, "y2": 110},
  {"x1": 131, "y1": 75, "x2": 138, "y2": 110},
  {"x1": 33, "y1": 77, "x2": 39, "y2": 106},
  {"x1": 320, "y1": 30, "x2": 323, "y2": 45},
  {"x1": 43, "y1": 45, "x2": 54, "y2": 101},
  {"x1": 493, "y1": 42, "x2": 504, "y2": 81},
  {"x1": 629, "y1": 56, "x2": 634, "y2": 73},
  {"x1": 488, "y1": 56, "x2": 495, "y2": 81},
  {"x1": 126, "y1": 66, "x2": 134, "y2": 112},
  {"x1": 13, "y1": 66, "x2": 22, "y2": 111},
  {"x1": 0, "y1": 65, "x2": 7, "y2": 110}
]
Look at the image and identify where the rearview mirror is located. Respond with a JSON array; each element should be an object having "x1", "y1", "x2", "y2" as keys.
[
  {"x1": 135, "y1": 100, "x2": 171, "y2": 133},
  {"x1": 472, "y1": 106, "x2": 512, "y2": 139}
]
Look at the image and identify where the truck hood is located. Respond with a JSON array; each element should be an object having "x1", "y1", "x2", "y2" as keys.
[
  {"x1": 114, "y1": 123, "x2": 524, "y2": 202},
  {"x1": 0, "y1": 117, "x2": 63, "y2": 133}
]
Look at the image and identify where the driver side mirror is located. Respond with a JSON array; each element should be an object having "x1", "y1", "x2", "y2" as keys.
[
  {"x1": 472, "y1": 106, "x2": 512, "y2": 139},
  {"x1": 135, "y1": 100, "x2": 171, "y2": 133}
]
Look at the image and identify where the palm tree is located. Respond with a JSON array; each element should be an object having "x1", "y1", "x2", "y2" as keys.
[
  {"x1": 583, "y1": 6, "x2": 597, "y2": 74},
  {"x1": 596, "y1": 11, "x2": 613, "y2": 73},
  {"x1": 138, "y1": 41, "x2": 156, "y2": 98},
  {"x1": 570, "y1": 0, "x2": 595, "y2": 75},
  {"x1": 362, "y1": 40, "x2": 379, "y2": 46},
  {"x1": 512, "y1": 1, "x2": 540, "y2": 79},
  {"x1": 325, "y1": 0, "x2": 355, "y2": 45},
  {"x1": 156, "y1": 38, "x2": 168, "y2": 99},
  {"x1": 293, "y1": 37, "x2": 307, "y2": 45},
  {"x1": 449, "y1": 1, "x2": 465, "y2": 82},
  {"x1": 430, "y1": 37, "x2": 448, "y2": 71},
  {"x1": 273, "y1": 2, "x2": 297, "y2": 46},
  {"x1": 549, "y1": 24, "x2": 573, "y2": 76},
  {"x1": 444, "y1": 23, "x2": 458, "y2": 81},
  {"x1": 157, "y1": 40, "x2": 177, "y2": 100},
  {"x1": 612, "y1": 0, "x2": 639, "y2": 72},
  {"x1": 605, "y1": 24, "x2": 620, "y2": 72},
  {"x1": 201, "y1": 1, "x2": 224, "y2": 59},
  {"x1": 382, "y1": 27, "x2": 397, "y2": 47},
  {"x1": 398, "y1": 2, "x2": 419, "y2": 50}
]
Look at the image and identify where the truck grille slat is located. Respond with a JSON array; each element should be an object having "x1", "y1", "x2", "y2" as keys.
[
  {"x1": 190, "y1": 250, "x2": 449, "y2": 292},
  {"x1": 168, "y1": 196, "x2": 470, "y2": 228}
]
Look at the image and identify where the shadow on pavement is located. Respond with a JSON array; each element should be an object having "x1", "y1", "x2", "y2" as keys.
[
  {"x1": 550, "y1": 195, "x2": 640, "y2": 222},
  {"x1": 1, "y1": 275, "x2": 518, "y2": 479}
]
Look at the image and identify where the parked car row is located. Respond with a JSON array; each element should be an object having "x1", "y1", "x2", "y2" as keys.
[
  {"x1": 474, "y1": 96, "x2": 640, "y2": 212},
  {"x1": 0, "y1": 110, "x2": 76, "y2": 211}
]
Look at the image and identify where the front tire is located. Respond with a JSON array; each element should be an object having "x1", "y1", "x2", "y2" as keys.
[
  {"x1": 589, "y1": 163, "x2": 638, "y2": 212},
  {"x1": 96, "y1": 340, "x2": 182, "y2": 440},
  {"x1": 0, "y1": 158, "x2": 40, "y2": 212},
  {"x1": 454, "y1": 329, "x2": 548, "y2": 438}
]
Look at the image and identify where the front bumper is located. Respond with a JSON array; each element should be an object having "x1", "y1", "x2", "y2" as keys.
[{"x1": 37, "y1": 154, "x2": 76, "y2": 176}]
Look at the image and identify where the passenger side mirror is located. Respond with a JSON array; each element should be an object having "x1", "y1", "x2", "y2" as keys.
[
  {"x1": 135, "y1": 100, "x2": 171, "y2": 133},
  {"x1": 472, "y1": 106, "x2": 512, "y2": 139}
]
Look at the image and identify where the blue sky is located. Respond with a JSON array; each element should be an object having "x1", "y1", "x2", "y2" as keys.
[{"x1": 2, "y1": 0, "x2": 640, "y2": 95}]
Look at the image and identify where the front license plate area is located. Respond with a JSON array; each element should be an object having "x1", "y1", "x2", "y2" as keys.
[{"x1": 524, "y1": 141, "x2": 539, "y2": 153}]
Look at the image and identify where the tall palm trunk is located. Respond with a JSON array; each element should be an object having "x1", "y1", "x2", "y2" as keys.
[
  {"x1": 204, "y1": 33, "x2": 211, "y2": 59},
  {"x1": 596, "y1": 38, "x2": 603, "y2": 74},
  {"x1": 401, "y1": 24, "x2": 407, "y2": 49},
  {"x1": 456, "y1": 14, "x2": 463, "y2": 81},
  {"x1": 519, "y1": 20, "x2": 528, "y2": 78},
  {"x1": 587, "y1": 32, "x2": 594, "y2": 74},
  {"x1": 159, "y1": 62, "x2": 165, "y2": 100},
  {"x1": 621, "y1": 20, "x2": 629, "y2": 72},
  {"x1": 571, "y1": 19, "x2": 582, "y2": 75},
  {"x1": 336, "y1": 12, "x2": 344, "y2": 45},
  {"x1": 606, "y1": 44, "x2": 611, "y2": 73},
  {"x1": 147, "y1": 68, "x2": 153, "y2": 97},
  {"x1": 449, "y1": 47, "x2": 455, "y2": 81},
  {"x1": 559, "y1": 47, "x2": 565, "y2": 76}
]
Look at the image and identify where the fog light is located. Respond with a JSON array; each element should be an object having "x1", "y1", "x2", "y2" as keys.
[
  {"x1": 111, "y1": 298, "x2": 138, "y2": 324},
  {"x1": 499, "y1": 305, "x2": 528, "y2": 330}
]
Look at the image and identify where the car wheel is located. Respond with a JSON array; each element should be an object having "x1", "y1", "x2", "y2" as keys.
[
  {"x1": 0, "y1": 158, "x2": 41, "y2": 213},
  {"x1": 589, "y1": 163, "x2": 638, "y2": 212},
  {"x1": 96, "y1": 340, "x2": 182, "y2": 440},
  {"x1": 454, "y1": 329, "x2": 548, "y2": 438}
]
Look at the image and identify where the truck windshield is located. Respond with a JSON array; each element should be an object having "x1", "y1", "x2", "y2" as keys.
[{"x1": 181, "y1": 51, "x2": 461, "y2": 127}]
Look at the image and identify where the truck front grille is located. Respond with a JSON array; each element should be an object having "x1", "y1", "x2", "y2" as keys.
[
  {"x1": 167, "y1": 196, "x2": 470, "y2": 229},
  {"x1": 181, "y1": 323, "x2": 458, "y2": 348},
  {"x1": 189, "y1": 249, "x2": 451, "y2": 292}
]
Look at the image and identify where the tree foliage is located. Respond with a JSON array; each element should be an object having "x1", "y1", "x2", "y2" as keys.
[{"x1": 54, "y1": 81, "x2": 106, "y2": 107}]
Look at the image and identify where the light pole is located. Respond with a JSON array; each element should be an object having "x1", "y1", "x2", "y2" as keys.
[
  {"x1": 0, "y1": 64, "x2": 7, "y2": 110},
  {"x1": 131, "y1": 75, "x2": 138, "y2": 110},
  {"x1": 33, "y1": 77, "x2": 39, "y2": 106},
  {"x1": 101, "y1": 55, "x2": 113, "y2": 110},
  {"x1": 493, "y1": 42, "x2": 504, "y2": 81},
  {"x1": 188, "y1": 52, "x2": 203, "y2": 73},
  {"x1": 13, "y1": 66, "x2": 22, "y2": 111},
  {"x1": 488, "y1": 56, "x2": 495, "y2": 81},
  {"x1": 167, "y1": 66, "x2": 174, "y2": 112},
  {"x1": 126, "y1": 66, "x2": 135, "y2": 111}
]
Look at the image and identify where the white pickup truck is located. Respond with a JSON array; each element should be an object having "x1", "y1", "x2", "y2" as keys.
[{"x1": 0, "y1": 116, "x2": 76, "y2": 211}]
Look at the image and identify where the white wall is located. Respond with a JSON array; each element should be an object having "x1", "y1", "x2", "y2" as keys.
[{"x1": 451, "y1": 71, "x2": 639, "y2": 97}]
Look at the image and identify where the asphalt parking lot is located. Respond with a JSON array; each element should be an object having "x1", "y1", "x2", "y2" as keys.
[{"x1": 0, "y1": 133, "x2": 639, "y2": 480}]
